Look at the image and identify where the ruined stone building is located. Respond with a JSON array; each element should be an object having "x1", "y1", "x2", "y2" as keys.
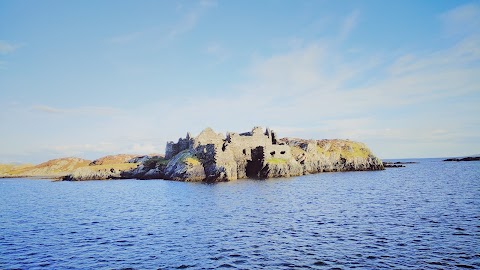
[
  {"x1": 165, "y1": 127, "x2": 292, "y2": 180},
  {"x1": 159, "y1": 126, "x2": 383, "y2": 182}
]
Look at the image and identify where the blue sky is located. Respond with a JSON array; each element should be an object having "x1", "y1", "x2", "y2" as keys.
[{"x1": 1, "y1": 0, "x2": 479, "y2": 163}]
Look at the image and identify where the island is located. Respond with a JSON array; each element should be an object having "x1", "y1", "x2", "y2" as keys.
[
  {"x1": 382, "y1": 161, "x2": 418, "y2": 168},
  {"x1": 443, "y1": 156, "x2": 480, "y2": 162},
  {"x1": 1, "y1": 127, "x2": 384, "y2": 182}
]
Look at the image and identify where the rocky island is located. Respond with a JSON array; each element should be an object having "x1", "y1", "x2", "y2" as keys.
[
  {"x1": 443, "y1": 156, "x2": 480, "y2": 162},
  {"x1": 0, "y1": 155, "x2": 140, "y2": 180},
  {"x1": 1, "y1": 127, "x2": 384, "y2": 182},
  {"x1": 122, "y1": 127, "x2": 384, "y2": 182},
  {"x1": 382, "y1": 161, "x2": 418, "y2": 168}
]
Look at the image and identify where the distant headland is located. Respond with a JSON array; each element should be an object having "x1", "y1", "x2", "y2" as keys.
[
  {"x1": 443, "y1": 156, "x2": 480, "y2": 162},
  {"x1": 1, "y1": 127, "x2": 385, "y2": 182}
]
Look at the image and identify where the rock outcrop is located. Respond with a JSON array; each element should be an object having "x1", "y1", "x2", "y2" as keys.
[
  {"x1": 0, "y1": 157, "x2": 91, "y2": 178},
  {"x1": 443, "y1": 156, "x2": 480, "y2": 162},
  {"x1": 128, "y1": 127, "x2": 384, "y2": 182},
  {"x1": 63, "y1": 163, "x2": 139, "y2": 181},
  {"x1": 121, "y1": 155, "x2": 167, "y2": 179},
  {"x1": 0, "y1": 163, "x2": 34, "y2": 177},
  {"x1": 62, "y1": 154, "x2": 164, "y2": 181},
  {"x1": 1, "y1": 155, "x2": 142, "y2": 180},
  {"x1": 89, "y1": 154, "x2": 140, "y2": 166},
  {"x1": 1, "y1": 127, "x2": 384, "y2": 182},
  {"x1": 383, "y1": 161, "x2": 417, "y2": 168}
]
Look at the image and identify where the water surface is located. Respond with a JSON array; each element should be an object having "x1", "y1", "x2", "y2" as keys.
[{"x1": 1, "y1": 159, "x2": 479, "y2": 269}]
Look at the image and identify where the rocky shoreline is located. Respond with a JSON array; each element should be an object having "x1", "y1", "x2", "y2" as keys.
[
  {"x1": 1, "y1": 127, "x2": 385, "y2": 182},
  {"x1": 382, "y1": 161, "x2": 418, "y2": 168},
  {"x1": 443, "y1": 156, "x2": 480, "y2": 162},
  {"x1": 118, "y1": 127, "x2": 384, "y2": 182}
]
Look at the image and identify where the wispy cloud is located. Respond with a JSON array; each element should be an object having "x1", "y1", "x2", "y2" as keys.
[
  {"x1": 0, "y1": 40, "x2": 21, "y2": 54},
  {"x1": 168, "y1": 0, "x2": 217, "y2": 40},
  {"x1": 31, "y1": 105, "x2": 121, "y2": 116},
  {"x1": 32, "y1": 105, "x2": 66, "y2": 114},
  {"x1": 440, "y1": 2, "x2": 480, "y2": 37},
  {"x1": 127, "y1": 143, "x2": 162, "y2": 155},
  {"x1": 199, "y1": 0, "x2": 217, "y2": 8},
  {"x1": 107, "y1": 31, "x2": 145, "y2": 44},
  {"x1": 206, "y1": 42, "x2": 229, "y2": 63},
  {"x1": 147, "y1": 6, "x2": 479, "y2": 157},
  {"x1": 0, "y1": 41, "x2": 22, "y2": 70},
  {"x1": 46, "y1": 142, "x2": 118, "y2": 157},
  {"x1": 44, "y1": 140, "x2": 163, "y2": 159},
  {"x1": 107, "y1": 0, "x2": 217, "y2": 45},
  {"x1": 50, "y1": 142, "x2": 116, "y2": 153},
  {"x1": 3, "y1": 4, "x2": 479, "y2": 162},
  {"x1": 339, "y1": 10, "x2": 360, "y2": 40}
]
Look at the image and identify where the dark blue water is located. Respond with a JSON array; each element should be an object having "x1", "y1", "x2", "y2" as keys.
[{"x1": 1, "y1": 159, "x2": 479, "y2": 269}]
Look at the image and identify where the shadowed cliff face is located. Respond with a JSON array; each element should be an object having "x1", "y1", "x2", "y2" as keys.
[{"x1": 129, "y1": 127, "x2": 384, "y2": 182}]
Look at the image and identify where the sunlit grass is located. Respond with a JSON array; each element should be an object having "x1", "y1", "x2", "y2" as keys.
[{"x1": 266, "y1": 158, "x2": 287, "y2": 164}]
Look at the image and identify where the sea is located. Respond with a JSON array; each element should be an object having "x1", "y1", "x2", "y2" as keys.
[{"x1": 0, "y1": 158, "x2": 479, "y2": 269}]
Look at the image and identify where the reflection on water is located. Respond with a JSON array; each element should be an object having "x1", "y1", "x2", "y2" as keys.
[{"x1": 0, "y1": 159, "x2": 479, "y2": 269}]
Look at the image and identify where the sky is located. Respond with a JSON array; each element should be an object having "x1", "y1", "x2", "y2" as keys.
[{"x1": 0, "y1": 0, "x2": 479, "y2": 163}]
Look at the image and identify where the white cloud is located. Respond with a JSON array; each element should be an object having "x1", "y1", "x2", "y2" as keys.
[
  {"x1": 3, "y1": 5, "x2": 479, "y2": 162},
  {"x1": 142, "y1": 4, "x2": 478, "y2": 157},
  {"x1": 0, "y1": 40, "x2": 21, "y2": 54},
  {"x1": 32, "y1": 105, "x2": 66, "y2": 114},
  {"x1": 339, "y1": 10, "x2": 360, "y2": 40},
  {"x1": 200, "y1": 0, "x2": 217, "y2": 8},
  {"x1": 441, "y1": 2, "x2": 480, "y2": 37},
  {"x1": 168, "y1": 0, "x2": 216, "y2": 40},
  {"x1": 47, "y1": 142, "x2": 118, "y2": 157},
  {"x1": 31, "y1": 105, "x2": 122, "y2": 116},
  {"x1": 206, "y1": 42, "x2": 230, "y2": 63},
  {"x1": 107, "y1": 1, "x2": 216, "y2": 45},
  {"x1": 45, "y1": 141, "x2": 163, "y2": 158},
  {"x1": 107, "y1": 31, "x2": 145, "y2": 44},
  {"x1": 156, "y1": 6, "x2": 479, "y2": 158},
  {"x1": 126, "y1": 143, "x2": 162, "y2": 155}
]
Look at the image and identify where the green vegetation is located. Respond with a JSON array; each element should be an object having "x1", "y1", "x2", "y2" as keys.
[
  {"x1": 175, "y1": 150, "x2": 201, "y2": 166},
  {"x1": 290, "y1": 146, "x2": 305, "y2": 157},
  {"x1": 88, "y1": 163, "x2": 138, "y2": 172},
  {"x1": 184, "y1": 157, "x2": 200, "y2": 166},
  {"x1": 316, "y1": 145, "x2": 332, "y2": 158},
  {"x1": 0, "y1": 164, "x2": 33, "y2": 176},
  {"x1": 266, "y1": 157, "x2": 287, "y2": 164},
  {"x1": 342, "y1": 142, "x2": 370, "y2": 159},
  {"x1": 317, "y1": 140, "x2": 370, "y2": 160},
  {"x1": 143, "y1": 156, "x2": 169, "y2": 169}
]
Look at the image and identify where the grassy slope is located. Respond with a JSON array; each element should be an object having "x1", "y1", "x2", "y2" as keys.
[
  {"x1": 317, "y1": 140, "x2": 371, "y2": 159},
  {"x1": 0, "y1": 156, "x2": 140, "y2": 178},
  {"x1": 0, "y1": 164, "x2": 34, "y2": 176},
  {"x1": 288, "y1": 139, "x2": 374, "y2": 161},
  {"x1": 83, "y1": 163, "x2": 138, "y2": 172},
  {"x1": 266, "y1": 158, "x2": 287, "y2": 164}
]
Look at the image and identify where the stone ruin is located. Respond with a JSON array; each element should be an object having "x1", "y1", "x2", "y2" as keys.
[
  {"x1": 165, "y1": 127, "x2": 292, "y2": 180},
  {"x1": 159, "y1": 126, "x2": 384, "y2": 182}
]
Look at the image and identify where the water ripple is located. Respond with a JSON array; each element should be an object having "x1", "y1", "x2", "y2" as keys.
[{"x1": 0, "y1": 159, "x2": 479, "y2": 269}]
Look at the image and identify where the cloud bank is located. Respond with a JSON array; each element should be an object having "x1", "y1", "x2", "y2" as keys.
[{"x1": 1, "y1": 2, "x2": 479, "y2": 163}]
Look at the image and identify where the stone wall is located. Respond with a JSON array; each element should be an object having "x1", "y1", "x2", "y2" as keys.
[
  {"x1": 165, "y1": 132, "x2": 194, "y2": 159},
  {"x1": 158, "y1": 127, "x2": 384, "y2": 182},
  {"x1": 263, "y1": 145, "x2": 291, "y2": 160},
  {"x1": 163, "y1": 127, "x2": 289, "y2": 181}
]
